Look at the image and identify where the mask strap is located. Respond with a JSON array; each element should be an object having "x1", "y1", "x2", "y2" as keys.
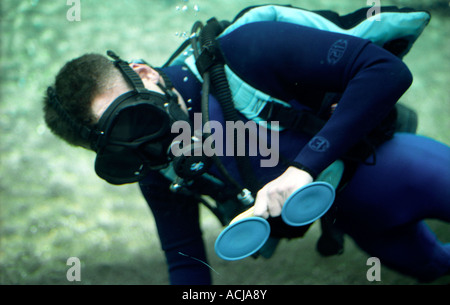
[
  {"x1": 154, "y1": 68, "x2": 174, "y2": 90},
  {"x1": 107, "y1": 50, "x2": 148, "y2": 96}
]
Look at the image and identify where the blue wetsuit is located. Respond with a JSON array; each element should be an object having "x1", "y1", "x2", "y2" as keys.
[{"x1": 139, "y1": 22, "x2": 450, "y2": 284}]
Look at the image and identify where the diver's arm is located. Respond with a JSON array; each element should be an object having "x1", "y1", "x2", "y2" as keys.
[
  {"x1": 139, "y1": 172, "x2": 211, "y2": 284},
  {"x1": 220, "y1": 21, "x2": 412, "y2": 176},
  {"x1": 292, "y1": 42, "x2": 412, "y2": 176},
  {"x1": 221, "y1": 22, "x2": 412, "y2": 217},
  {"x1": 257, "y1": 44, "x2": 412, "y2": 218}
]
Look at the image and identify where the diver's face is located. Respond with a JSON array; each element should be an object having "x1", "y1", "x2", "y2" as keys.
[{"x1": 91, "y1": 64, "x2": 187, "y2": 121}]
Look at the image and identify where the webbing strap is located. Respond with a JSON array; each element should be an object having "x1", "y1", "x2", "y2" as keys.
[
  {"x1": 107, "y1": 50, "x2": 148, "y2": 95},
  {"x1": 258, "y1": 102, "x2": 326, "y2": 136}
]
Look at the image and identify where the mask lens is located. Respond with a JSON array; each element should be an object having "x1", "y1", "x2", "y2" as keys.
[
  {"x1": 95, "y1": 144, "x2": 146, "y2": 184},
  {"x1": 94, "y1": 102, "x2": 173, "y2": 184},
  {"x1": 108, "y1": 104, "x2": 170, "y2": 142}
]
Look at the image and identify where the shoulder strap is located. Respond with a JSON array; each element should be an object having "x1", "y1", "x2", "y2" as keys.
[
  {"x1": 195, "y1": 18, "x2": 229, "y2": 76},
  {"x1": 258, "y1": 102, "x2": 326, "y2": 136},
  {"x1": 196, "y1": 18, "x2": 262, "y2": 194}
]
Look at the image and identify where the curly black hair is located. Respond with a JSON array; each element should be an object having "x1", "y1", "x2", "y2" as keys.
[{"x1": 43, "y1": 53, "x2": 125, "y2": 148}]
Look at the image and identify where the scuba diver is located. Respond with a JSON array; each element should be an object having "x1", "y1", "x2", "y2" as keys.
[{"x1": 43, "y1": 5, "x2": 450, "y2": 284}]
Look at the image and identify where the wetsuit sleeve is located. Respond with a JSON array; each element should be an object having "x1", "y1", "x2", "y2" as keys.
[
  {"x1": 139, "y1": 171, "x2": 211, "y2": 284},
  {"x1": 219, "y1": 21, "x2": 413, "y2": 176},
  {"x1": 293, "y1": 42, "x2": 413, "y2": 176}
]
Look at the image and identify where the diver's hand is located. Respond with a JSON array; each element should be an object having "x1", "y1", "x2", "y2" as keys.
[{"x1": 253, "y1": 166, "x2": 313, "y2": 219}]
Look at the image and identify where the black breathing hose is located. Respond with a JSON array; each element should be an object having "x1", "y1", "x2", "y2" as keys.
[{"x1": 197, "y1": 19, "x2": 260, "y2": 193}]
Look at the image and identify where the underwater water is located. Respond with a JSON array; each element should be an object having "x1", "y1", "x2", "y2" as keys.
[{"x1": 0, "y1": 0, "x2": 449, "y2": 285}]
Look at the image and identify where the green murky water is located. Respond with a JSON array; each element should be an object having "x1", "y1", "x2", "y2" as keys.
[{"x1": 1, "y1": 0, "x2": 449, "y2": 284}]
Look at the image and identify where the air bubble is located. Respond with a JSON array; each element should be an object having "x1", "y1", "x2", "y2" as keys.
[{"x1": 36, "y1": 124, "x2": 46, "y2": 135}]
